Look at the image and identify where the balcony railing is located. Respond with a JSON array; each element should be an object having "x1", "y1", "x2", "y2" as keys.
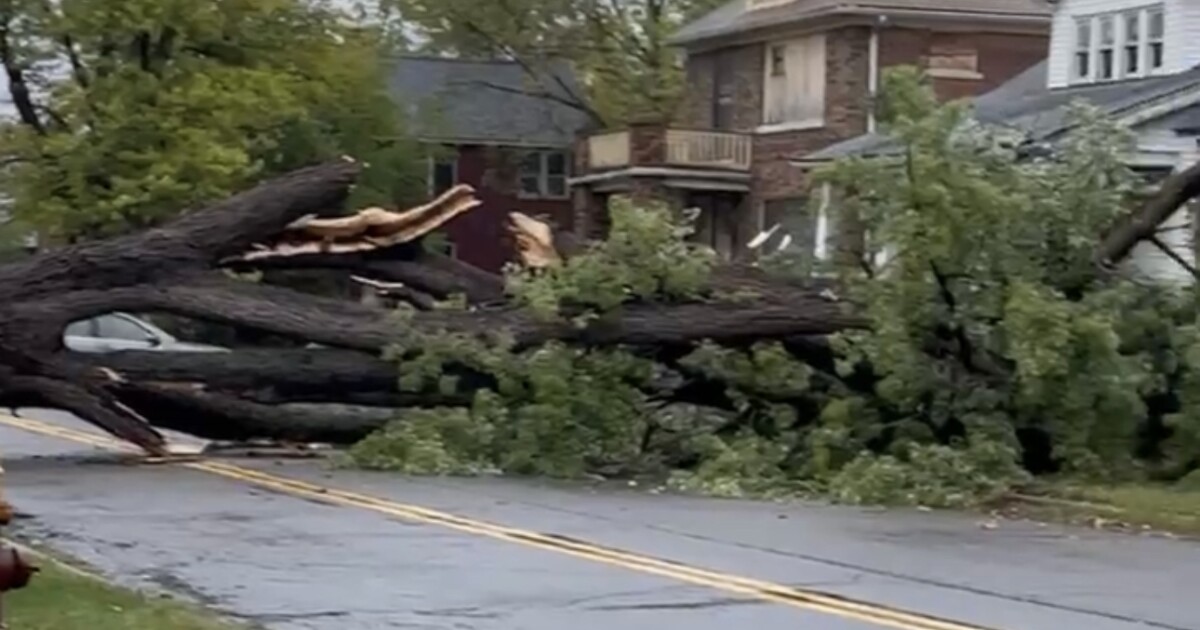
[
  {"x1": 584, "y1": 127, "x2": 751, "y2": 172},
  {"x1": 665, "y1": 130, "x2": 751, "y2": 169}
]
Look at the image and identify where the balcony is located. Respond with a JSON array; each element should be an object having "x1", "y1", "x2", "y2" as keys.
[{"x1": 583, "y1": 126, "x2": 751, "y2": 173}]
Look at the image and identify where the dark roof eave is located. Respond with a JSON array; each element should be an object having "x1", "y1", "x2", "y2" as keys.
[{"x1": 410, "y1": 134, "x2": 574, "y2": 149}]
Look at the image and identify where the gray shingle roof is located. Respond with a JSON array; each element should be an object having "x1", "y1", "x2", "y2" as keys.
[
  {"x1": 801, "y1": 62, "x2": 1200, "y2": 162},
  {"x1": 386, "y1": 56, "x2": 593, "y2": 148},
  {"x1": 672, "y1": 0, "x2": 1051, "y2": 46}
]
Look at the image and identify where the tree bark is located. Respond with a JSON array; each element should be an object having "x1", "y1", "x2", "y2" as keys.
[
  {"x1": 0, "y1": 159, "x2": 862, "y2": 450},
  {"x1": 1095, "y1": 160, "x2": 1200, "y2": 271}
]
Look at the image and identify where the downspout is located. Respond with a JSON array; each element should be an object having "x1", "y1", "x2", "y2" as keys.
[
  {"x1": 867, "y1": 23, "x2": 880, "y2": 133},
  {"x1": 868, "y1": 16, "x2": 886, "y2": 134}
]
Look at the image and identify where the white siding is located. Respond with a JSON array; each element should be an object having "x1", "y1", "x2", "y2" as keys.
[
  {"x1": 1047, "y1": 0, "x2": 1200, "y2": 88},
  {"x1": 1122, "y1": 204, "x2": 1196, "y2": 287},
  {"x1": 1122, "y1": 151, "x2": 1199, "y2": 288}
]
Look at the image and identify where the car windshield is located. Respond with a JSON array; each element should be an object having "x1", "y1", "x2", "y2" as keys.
[
  {"x1": 94, "y1": 314, "x2": 157, "y2": 342},
  {"x1": 63, "y1": 320, "x2": 93, "y2": 337}
]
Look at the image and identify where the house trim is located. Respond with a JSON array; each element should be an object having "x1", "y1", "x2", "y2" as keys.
[
  {"x1": 868, "y1": 27, "x2": 880, "y2": 133},
  {"x1": 409, "y1": 135, "x2": 572, "y2": 150},
  {"x1": 1115, "y1": 85, "x2": 1200, "y2": 130},
  {"x1": 757, "y1": 120, "x2": 826, "y2": 134},
  {"x1": 675, "y1": 10, "x2": 1050, "y2": 53},
  {"x1": 568, "y1": 166, "x2": 752, "y2": 186}
]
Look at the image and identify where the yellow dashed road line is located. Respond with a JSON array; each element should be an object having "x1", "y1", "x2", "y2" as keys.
[{"x1": 0, "y1": 414, "x2": 1000, "y2": 630}]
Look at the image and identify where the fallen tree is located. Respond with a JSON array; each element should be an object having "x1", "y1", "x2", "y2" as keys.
[
  {"x1": 6, "y1": 73, "x2": 1200, "y2": 507},
  {"x1": 0, "y1": 158, "x2": 861, "y2": 453}
]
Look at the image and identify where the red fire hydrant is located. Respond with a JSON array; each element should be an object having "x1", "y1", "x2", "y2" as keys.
[{"x1": 0, "y1": 543, "x2": 38, "y2": 628}]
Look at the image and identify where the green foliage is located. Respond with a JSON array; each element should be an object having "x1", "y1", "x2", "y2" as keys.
[
  {"x1": 667, "y1": 431, "x2": 795, "y2": 498},
  {"x1": 385, "y1": 0, "x2": 726, "y2": 125},
  {"x1": 811, "y1": 67, "x2": 1198, "y2": 486},
  {"x1": 0, "y1": 0, "x2": 426, "y2": 241},
  {"x1": 828, "y1": 440, "x2": 1029, "y2": 509},
  {"x1": 508, "y1": 196, "x2": 716, "y2": 318},
  {"x1": 350, "y1": 341, "x2": 657, "y2": 478},
  {"x1": 352, "y1": 66, "x2": 1200, "y2": 512}
]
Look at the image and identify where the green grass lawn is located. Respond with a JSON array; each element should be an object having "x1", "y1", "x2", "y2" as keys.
[
  {"x1": 5, "y1": 558, "x2": 244, "y2": 630},
  {"x1": 1001, "y1": 483, "x2": 1200, "y2": 538}
]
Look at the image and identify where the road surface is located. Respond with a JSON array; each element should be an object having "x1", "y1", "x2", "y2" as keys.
[{"x1": 0, "y1": 408, "x2": 1196, "y2": 630}]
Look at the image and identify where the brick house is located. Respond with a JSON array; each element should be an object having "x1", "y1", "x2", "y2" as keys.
[
  {"x1": 802, "y1": 0, "x2": 1200, "y2": 286},
  {"x1": 388, "y1": 56, "x2": 592, "y2": 272},
  {"x1": 568, "y1": 0, "x2": 1051, "y2": 260}
]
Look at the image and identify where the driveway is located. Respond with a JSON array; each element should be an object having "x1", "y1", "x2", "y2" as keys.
[{"x1": 1, "y1": 408, "x2": 1197, "y2": 630}]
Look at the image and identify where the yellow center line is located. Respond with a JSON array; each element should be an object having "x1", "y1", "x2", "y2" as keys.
[{"x1": 0, "y1": 414, "x2": 1000, "y2": 630}]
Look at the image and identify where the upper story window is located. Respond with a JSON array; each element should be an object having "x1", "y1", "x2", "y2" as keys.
[
  {"x1": 1149, "y1": 6, "x2": 1165, "y2": 70},
  {"x1": 1098, "y1": 15, "x2": 1116, "y2": 80},
  {"x1": 762, "y1": 33, "x2": 826, "y2": 130},
  {"x1": 1074, "y1": 18, "x2": 1092, "y2": 79},
  {"x1": 770, "y1": 45, "x2": 786, "y2": 77},
  {"x1": 1073, "y1": 3, "x2": 1166, "y2": 84},
  {"x1": 519, "y1": 150, "x2": 569, "y2": 199}
]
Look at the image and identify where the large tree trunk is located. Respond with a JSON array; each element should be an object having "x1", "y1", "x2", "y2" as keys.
[
  {"x1": 5, "y1": 156, "x2": 1200, "y2": 451},
  {"x1": 0, "y1": 160, "x2": 860, "y2": 451}
]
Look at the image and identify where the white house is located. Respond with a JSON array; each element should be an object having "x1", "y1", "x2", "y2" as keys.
[{"x1": 798, "y1": 0, "x2": 1200, "y2": 286}]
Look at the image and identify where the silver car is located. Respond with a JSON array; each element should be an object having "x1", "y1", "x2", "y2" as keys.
[{"x1": 64, "y1": 312, "x2": 227, "y2": 353}]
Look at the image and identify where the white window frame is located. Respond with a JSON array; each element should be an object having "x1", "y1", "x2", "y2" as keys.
[
  {"x1": 1073, "y1": 17, "x2": 1092, "y2": 80},
  {"x1": 1098, "y1": 14, "x2": 1116, "y2": 81},
  {"x1": 759, "y1": 33, "x2": 826, "y2": 133},
  {"x1": 518, "y1": 150, "x2": 569, "y2": 200},
  {"x1": 427, "y1": 151, "x2": 457, "y2": 198},
  {"x1": 1148, "y1": 5, "x2": 1165, "y2": 72},
  {"x1": 1123, "y1": 10, "x2": 1141, "y2": 77},
  {"x1": 1071, "y1": 3, "x2": 1167, "y2": 85}
]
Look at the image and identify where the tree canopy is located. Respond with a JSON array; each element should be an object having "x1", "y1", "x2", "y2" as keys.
[
  {"x1": 0, "y1": 0, "x2": 425, "y2": 242},
  {"x1": 385, "y1": 0, "x2": 725, "y2": 126}
]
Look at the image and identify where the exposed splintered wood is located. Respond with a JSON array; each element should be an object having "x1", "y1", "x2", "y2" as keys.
[
  {"x1": 509, "y1": 211, "x2": 562, "y2": 268},
  {"x1": 240, "y1": 183, "x2": 481, "y2": 261},
  {"x1": 0, "y1": 158, "x2": 866, "y2": 451}
]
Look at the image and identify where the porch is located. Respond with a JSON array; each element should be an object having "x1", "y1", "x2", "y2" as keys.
[
  {"x1": 569, "y1": 125, "x2": 755, "y2": 258},
  {"x1": 571, "y1": 124, "x2": 753, "y2": 192}
]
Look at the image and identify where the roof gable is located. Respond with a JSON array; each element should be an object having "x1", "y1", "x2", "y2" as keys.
[{"x1": 801, "y1": 61, "x2": 1200, "y2": 162}]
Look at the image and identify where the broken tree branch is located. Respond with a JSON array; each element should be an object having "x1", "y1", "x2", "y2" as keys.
[{"x1": 1096, "y1": 160, "x2": 1200, "y2": 270}]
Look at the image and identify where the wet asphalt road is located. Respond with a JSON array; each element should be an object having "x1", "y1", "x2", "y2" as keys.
[{"x1": 1, "y1": 409, "x2": 1198, "y2": 630}]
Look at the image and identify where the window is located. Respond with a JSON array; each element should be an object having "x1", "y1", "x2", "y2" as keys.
[
  {"x1": 770, "y1": 45, "x2": 786, "y2": 77},
  {"x1": 761, "y1": 197, "x2": 816, "y2": 259},
  {"x1": 1123, "y1": 11, "x2": 1140, "y2": 76},
  {"x1": 926, "y1": 44, "x2": 980, "y2": 79},
  {"x1": 428, "y1": 151, "x2": 457, "y2": 197},
  {"x1": 519, "y1": 150, "x2": 569, "y2": 198},
  {"x1": 1074, "y1": 18, "x2": 1091, "y2": 79},
  {"x1": 762, "y1": 33, "x2": 826, "y2": 128},
  {"x1": 64, "y1": 320, "x2": 94, "y2": 337},
  {"x1": 95, "y1": 315, "x2": 155, "y2": 342},
  {"x1": 713, "y1": 50, "x2": 736, "y2": 130},
  {"x1": 1071, "y1": 4, "x2": 1166, "y2": 84},
  {"x1": 1098, "y1": 15, "x2": 1115, "y2": 80},
  {"x1": 1148, "y1": 6, "x2": 1165, "y2": 70}
]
